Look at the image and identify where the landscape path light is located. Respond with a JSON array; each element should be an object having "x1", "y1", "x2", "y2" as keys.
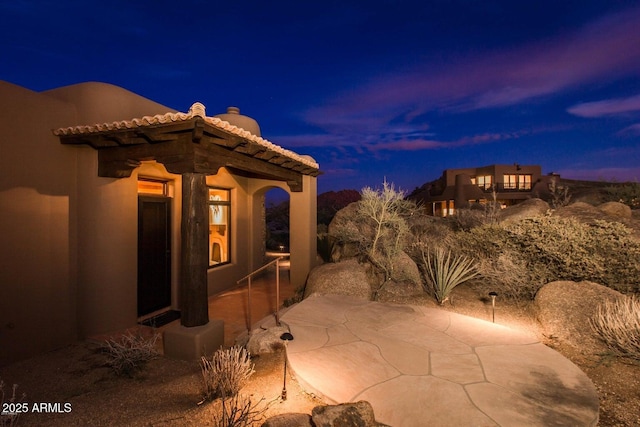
[
  {"x1": 489, "y1": 291, "x2": 498, "y2": 323},
  {"x1": 280, "y1": 332, "x2": 294, "y2": 400}
]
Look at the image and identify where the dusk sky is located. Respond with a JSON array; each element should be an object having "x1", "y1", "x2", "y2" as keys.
[{"x1": 2, "y1": 0, "x2": 639, "y2": 195}]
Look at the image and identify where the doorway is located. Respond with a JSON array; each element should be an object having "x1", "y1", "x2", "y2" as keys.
[{"x1": 137, "y1": 196, "x2": 172, "y2": 317}]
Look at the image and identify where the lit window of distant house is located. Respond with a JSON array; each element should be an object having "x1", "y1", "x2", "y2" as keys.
[
  {"x1": 504, "y1": 174, "x2": 517, "y2": 190},
  {"x1": 519, "y1": 174, "x2": 532, "y2": 190},
  {"x1": 208, "y1": 188, "x2": 230, "y2": 267},
  {"x1": 476, "y1": 175, "x2": 492, "y2": 190}
]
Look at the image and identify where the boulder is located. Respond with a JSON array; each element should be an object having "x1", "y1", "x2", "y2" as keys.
[
  {"x1": 553, "y1": 202, "x2": 612, "y2": 223},
  {"x1": 311, "y1": 401, "x2": 388, "y2": 427},
  {"x1": 304, "y1": 259, "x2": 372, "y2": 300},
  {"x1": 328, "y1": 202, "x2": 374, "y2": 262},
  {"x1": 598, "y1": 201, "x2": 632, "y2": 219},
  {"x1": 496, "y1": 198, "x2": 549, "y2": 224},
  {"x1": 376, "y1": 251, "x2": 424, "y2": 301},
  {"x1": 261, "y1": 413, "x2": 313, "y2": 427},
  {"x1": 535, "y1": 280, "x2": 623, "y2": 353},
  {"x1": 246, "y1": 326, "x2": 289, "y2": 355}
]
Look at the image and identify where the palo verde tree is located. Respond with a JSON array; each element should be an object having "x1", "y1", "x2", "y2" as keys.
[{"x1": 331, "y1": 180, "x2": 416, "y2": 298}]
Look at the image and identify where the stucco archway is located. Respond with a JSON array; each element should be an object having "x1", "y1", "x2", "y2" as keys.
[{"x1": 249, "y1": 178, "x2": 317, "y2": 289}]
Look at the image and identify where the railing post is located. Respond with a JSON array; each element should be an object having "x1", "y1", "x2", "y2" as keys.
[
  {"x1": 247, "y1": 276, "x2": 252, "y2": 333},
  {"x1": 275, "y1": 257, "x2": 280, "y2": 326}
]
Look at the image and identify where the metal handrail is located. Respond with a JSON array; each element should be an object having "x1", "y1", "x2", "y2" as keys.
[{"x1": 237, "y1": 256, "x2": 285, "y2": 332}]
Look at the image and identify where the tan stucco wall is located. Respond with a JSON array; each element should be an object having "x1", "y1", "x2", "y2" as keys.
[
  {"x1": 0, "y1": 81, "x2": 176, "y2": 364},
  {"x1": 0, "y1": 81, "x2": 78, "y2": 365}
]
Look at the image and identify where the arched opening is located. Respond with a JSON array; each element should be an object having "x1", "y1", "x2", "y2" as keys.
[{"x1": 264, "y1": 187, "x2": 290, "y2": 254}]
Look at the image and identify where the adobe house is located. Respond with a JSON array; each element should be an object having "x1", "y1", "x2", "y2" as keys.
[
  {"x1": 410, "y1": 164, "x2": 555, "y2": 216},
  {"x1": 0, "y1": 81, "x2": 319, "y2": 365}
]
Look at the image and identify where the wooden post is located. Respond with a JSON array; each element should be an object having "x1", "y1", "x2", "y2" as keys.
[{"x1": 180, "y1": 173, "x2": 209, "y2": 327}]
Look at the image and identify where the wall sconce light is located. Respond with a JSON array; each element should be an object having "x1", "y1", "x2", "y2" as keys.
[
  {"x1": 280, "y1": 332, "x2": 294, "y2": 400},
  {"x1": 489, "y1": 292, "x2": 498, "y2": 323}
]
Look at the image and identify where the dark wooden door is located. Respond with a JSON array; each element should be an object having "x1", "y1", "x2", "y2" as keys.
[{"x1": 138, "y1": 197, "x2": 171, "y2": 317}]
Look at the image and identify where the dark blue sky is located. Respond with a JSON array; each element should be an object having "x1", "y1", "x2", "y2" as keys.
[{"x1": 2, "y1": 0, "x2": 639, "y2": 194}]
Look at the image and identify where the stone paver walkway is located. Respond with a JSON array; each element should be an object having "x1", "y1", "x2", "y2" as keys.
[{"x1": 280, "y1": 295, "x2": 599, "y2": 427}]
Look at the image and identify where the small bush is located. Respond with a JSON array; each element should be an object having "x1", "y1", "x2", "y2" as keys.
[
  {"x1": 474, "y1": 253, "x2": 545, "y2": 301},
  {"x1": 201, "y1": 346, "x2": 254, "y2": 400},
  {"x1": 591, "y1": 296, "x2": 640, "y2": 360},
  {"x1": 421, "y1": 248, "x2": 480, "y2": 304},
  {"x1": 212, "y1": 394, "x2": 268, "y2": 427},
  {"x1": 0, "y1": 378, "x2": 26, "y2": 427},
  {"x1": 101, "y1": 331, "x2": 159, "y2": 377}
]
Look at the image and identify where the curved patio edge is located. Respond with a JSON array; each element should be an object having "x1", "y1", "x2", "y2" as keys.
[{"x1": 281, "y1": 294, "x2": 599, "y2": 427}]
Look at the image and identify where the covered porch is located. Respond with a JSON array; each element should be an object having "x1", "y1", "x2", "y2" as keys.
[{"x1": 55, "y1": 102, "x2": 319, "y2": 357}]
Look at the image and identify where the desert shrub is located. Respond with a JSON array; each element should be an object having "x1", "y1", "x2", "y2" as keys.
[
  {"x1": 101, "y1": 331, "x2": 159, "y2": 377},
  {"x1": 456, "y1": 216, "x2": 640, "y2": 298},
  {"x1": 420, "y1": 248, "x2": 480, "y2": 304},
  {"x1": 0, "y1": 379, "x2": 26, "y2": 427},
  {"x1": 474, "y1": 252, "x2": 546, "y2": 301},
  {"x1": 604, "y1": 182, "x2": 640, "y2": 209},
  {"x1": 445, "y1": 208, "x2": 488, "y2": 231},
  {"x1": 201, "y1": 346, "x2": 254, "y2": 400},
  {"x1": 212, "y1": 394, "x2": 268, "y2": 427},
  {"x1": 591, "y1": 296, "x2": 640, "y2": 360}
]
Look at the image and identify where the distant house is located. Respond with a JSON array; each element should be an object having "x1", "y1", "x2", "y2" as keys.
[
  {"x1": 0, "y1": 81, "x2": 319, "y2": 364},
  {"x1": 409, "y1": 164, "x2": 556, "y2": 216}
]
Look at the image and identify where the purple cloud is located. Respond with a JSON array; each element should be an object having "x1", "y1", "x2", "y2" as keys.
[
  {"x1": 617, "y1": 123, "x2": 640, "y2": 136},
  {"x1": 304, "y1": 6, "x2": 640, "y2": 137},
  {"x1": 568, "y1": 94, "x2": 640, "y2": 118}
]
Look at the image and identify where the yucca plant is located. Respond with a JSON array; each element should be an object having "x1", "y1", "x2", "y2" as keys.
[{"x1": 422, "y1": 248, "x2": 480, "y2": 304}]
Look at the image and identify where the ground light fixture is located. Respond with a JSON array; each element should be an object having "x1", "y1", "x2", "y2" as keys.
[
  {"x1": 489, "y1": 292, "x2": 498, "y2": 323},
  {"x1": 280, "y1": 332, "x2": 294, "y2": 400}
]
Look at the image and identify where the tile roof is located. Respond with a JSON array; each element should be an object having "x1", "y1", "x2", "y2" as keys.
[{"x1": 54, "y1": 102, "x2": 319, "y2": 170}]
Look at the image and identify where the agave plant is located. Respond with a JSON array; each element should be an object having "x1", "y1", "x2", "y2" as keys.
[{"x1": 422, "y1": 248, "x2": 480, "y2": 304}]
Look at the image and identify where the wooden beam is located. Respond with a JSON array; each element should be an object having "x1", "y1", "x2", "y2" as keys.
[{"x1": 180, "y1": 173, "x2": 209, "y2": 327}]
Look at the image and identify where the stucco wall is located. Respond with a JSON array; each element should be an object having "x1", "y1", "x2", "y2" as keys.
[{"x1": 0, "y1": 82, "x2": 78, "y2": 365}]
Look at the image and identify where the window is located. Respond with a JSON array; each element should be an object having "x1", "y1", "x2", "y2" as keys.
[
  {"x1": 503, "y1": 174, "x2": 517, "y2": 190},
  {"x1": 137, "y1": 178, "x2": 167, "y2": 196},
  {"x1": 476, "y1": 175, "x2": 493, "y2": 190},
  {"x1": 518, "y1": 174, "x2": 532, "y2": 190},
  {"x1": 208, "y1": 188, "x2": 230, "y2": 267}
]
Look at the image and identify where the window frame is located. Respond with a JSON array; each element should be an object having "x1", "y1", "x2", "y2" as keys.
[
  {"x1": 207, "y1": 187, "x2": 231, "y2": 268},
  {"x1": 503, "y1": 174, "x2": 517, "y2": 190},
  {"x1": 518, "y1": 174, "x2": 532, "y2": 191},
  {"x1": 476, "y1": 175, "x2": 493, "y2": 191}
]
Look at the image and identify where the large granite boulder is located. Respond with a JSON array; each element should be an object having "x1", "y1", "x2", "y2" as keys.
[
  {"x1": 261, "y1": 413, "x2": 312, "y2": 427},
  {"x1": 262, "y1": 402, "x2": 388, "y2": 427},
  {"x1": 245, "y1": 326, "x2": 289, "y2": 355},
  {"x1": 553, "y1": 202, "x2": 613, "y2": 223},
  {"x1": 598, "y1": 201, "x2": 632, "y2": 219},
  {"x1": 376, "y1": 251, "x2": 424, "y2": 301},
  {"x1": 304, "y1": 259, "x2": 372, "y2": 300},
  {"x1": 328, "y1": 202, "x2": 369, "y2": 262},
  {"x1": 311, "y1": 401, "x2": 388, "y2": 427},
  {"x1": 535, "y1": 280, "x2": 623, "y2": 353},
  {"x1": 496, "y1": 198, "x2": 549, "y2": 224}
]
